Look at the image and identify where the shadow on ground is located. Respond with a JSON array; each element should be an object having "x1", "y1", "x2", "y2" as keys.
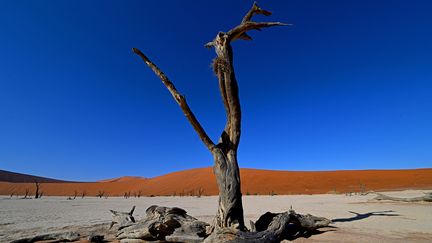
[
  {"x1": 332, "y1": 210, "x2": 400, "y2": 223},
  {"x1": 282, "y1": 225, "x2": 337, "y2": 241}
]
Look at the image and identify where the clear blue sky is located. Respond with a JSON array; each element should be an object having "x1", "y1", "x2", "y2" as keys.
[{"x1": 1, "y1": 0, "x2": 431, "y2": 181}]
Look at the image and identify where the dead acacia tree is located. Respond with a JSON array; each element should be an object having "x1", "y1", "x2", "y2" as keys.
[
  {"x1": 34, "y1": 181, "x2": 41, "y2": 199},
  {"x1": 132, "y1": 2, "x2": 330, "y2": 242},
  {"x1": 97, "y1": 190, "x2": 105, "y2": 198},
  {"x1": 23, "y1": 188, "x2": 30, "y2": 199}
]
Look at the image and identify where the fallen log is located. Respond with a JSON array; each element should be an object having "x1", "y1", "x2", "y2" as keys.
[
  {"x1": 373, "y1": 192, "x2": 432, "y2": 202},
  {"x1": 116, "y1": 205, "x2": 209, "y2": 242},
  {"x1": 10, "y1": 232, "x2": 81, "y2": 243}
]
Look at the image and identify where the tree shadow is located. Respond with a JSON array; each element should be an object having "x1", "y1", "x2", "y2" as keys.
[
  {"x1": 282, "y1": 224, "x2": 337, "y2": 241},
  {"x1": 332, "y1": 210, "x2": 400, "y2": 223}
]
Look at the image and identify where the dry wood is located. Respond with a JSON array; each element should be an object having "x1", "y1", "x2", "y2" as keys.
[
  {"x1": 132, "y1": 2, "x2": 331, "y2": 242},
  {"x1": 11, "y1": 231, "x2": 81, "y2": 243},
  {"x1": 116, "y1": 205, "x2": 209, "y2": 242},
  {"x1": 204, "y1": 209, "x2": 330, "y2": 243},
  {"x1": 133, "y1": 1, "x2": 288, "y2": 232},
  {"x1": 34, "y1": 181, "x2": 40, "y2": 199},
  {"x1": 132, "y1": 48, "x2": 215, "y2": 151},
  {"x1": 373, "y1": 192, "x2": 432, "y2": 202},
  {"x1": 110, "y1": 206, "x2": 136, "y2": 230}
]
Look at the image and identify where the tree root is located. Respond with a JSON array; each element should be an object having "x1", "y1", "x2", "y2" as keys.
[
  {"x1": 111, "y1": 205, "x2": 331, "y2": 243},
  {"x1": 115, "y1": 205, "x2": 209, "y2": 242}
]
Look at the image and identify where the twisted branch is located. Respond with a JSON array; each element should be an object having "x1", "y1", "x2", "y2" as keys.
[{"x1": 132, "y1": 48, "x2": 215, "y2": 151}]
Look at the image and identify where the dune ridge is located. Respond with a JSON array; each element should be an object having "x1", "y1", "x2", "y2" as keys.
[
  {"x1": 0, "y1": 169, "x2": 70, "y2": 183},
  {"x1": 1, "y1": 167, "x2": 431, "y2": 197}
]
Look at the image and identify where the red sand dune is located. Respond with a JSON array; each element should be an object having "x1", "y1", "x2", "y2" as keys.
[
  {"x1": 1, "y1": 167, "x2": 432, "y2": 197},
  {"x1": 0, "y1": 169, "x2": 69, "y2": 183}
]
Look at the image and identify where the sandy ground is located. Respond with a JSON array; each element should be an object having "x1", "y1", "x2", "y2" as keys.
[{"x1": 1, "y1": 190, "x2": 431, "y2": 242}]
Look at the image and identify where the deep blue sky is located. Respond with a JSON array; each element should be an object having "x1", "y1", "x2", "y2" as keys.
[{"x1": 1, "y1": 1, "x2": 431, "y2": 181}]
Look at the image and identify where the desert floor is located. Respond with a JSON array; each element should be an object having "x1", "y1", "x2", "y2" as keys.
[{"x1": 1, "y1": 190, "x2": 431, "y2": 242}]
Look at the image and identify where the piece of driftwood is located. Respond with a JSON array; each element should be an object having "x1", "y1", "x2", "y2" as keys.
[
  {"x1": 10, "y1": 232, "x2": 81, "y2": 243},
  {"x1": 110, "y1": 205, "x2": 136, "y2": 230},
  {"x1": 116, "y1": 205, "x2": 209, "y2": 242},
  {"x1": 373, "y1": 192, "x2": 432, "y2": 202}
]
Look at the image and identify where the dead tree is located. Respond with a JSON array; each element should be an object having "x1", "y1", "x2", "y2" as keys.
[
  {"x1": 23, "y1": 188, "x2": 30, "y2": 199},
  {"x1": 34, "y1": 181, "x2": 41, "y2": 199},
  {"x1": 133, "y1": 2, "x2": 330, "y2": 241},
  {"x1": 197, "y1": 187, "x2": 205, "y2": 198},
  {"x1": 81, "y1": 191, "x2": 86, "y2": 198},
  {"x1": 373, "y1": 192, "x2": 432, "y2": 202},
  {"x1": 97, "y1": 190, "x2": 105, "y2": 198}
]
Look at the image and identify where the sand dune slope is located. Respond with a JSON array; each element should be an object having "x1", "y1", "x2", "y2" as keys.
[{"x1": 1, "y1": 167, "x2": 431, "y2": 196}]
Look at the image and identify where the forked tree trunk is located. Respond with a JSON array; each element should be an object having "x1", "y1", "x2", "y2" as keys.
[{"x1": 133, "y1": 2, "x2": 287, "y2": 232}]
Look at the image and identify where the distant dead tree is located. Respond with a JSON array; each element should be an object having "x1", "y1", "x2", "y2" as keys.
[
  {"x1": 34, "y1": 181, "x2": 41, "y2": 199},
  {"x1": 10, "y1": 191, "x2": 15, "y2": 198},
  {"x1": 359, "y1": 183, "x2": 367, "y2": 195},
  {"x1": 196, "y1": 187, "x2": 205, "y2": 198},
  {"x1": 132, "y1": 2, "x2": 330, "y2": 241},
  {"x1": 136, "y1": 190, "x2": 142, "y2": 198},
  {"x1": 73, "y1": 190, "x2": 78, "y2": 199},
  {"x1": 124, "y1": 191, "x2": 131, "y2": 199},
  {"x1": 81, "y1": 191, "x2": 86, "y2": 198},
  {"x1": 23, "y1": 188, "x2": 30, "y2": 199},
  {"x1": 97, "y1": 190, "x2": 105, "y2": 198}
]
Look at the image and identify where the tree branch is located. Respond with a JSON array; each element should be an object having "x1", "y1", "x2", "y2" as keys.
[
  {"x1": 229, "y1": 2, "x2": 291, "y2": 42},
  {"x1": 132, "y1": 48, "x2": 215, "y2": 151},
  {"x1": 241, "y1": 1, "x2": 272, "y2": 24},
  {"x1": 228, "y1": 22, "x2": 290, "y2": 42}
]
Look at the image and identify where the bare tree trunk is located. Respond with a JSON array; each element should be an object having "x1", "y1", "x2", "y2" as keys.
[
  {"x1": 34, "y1": 181, "x2": 40, "y2": 199},
  {"x1": 23, "y1": 188, "x2": 29, "y2": 199}
]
